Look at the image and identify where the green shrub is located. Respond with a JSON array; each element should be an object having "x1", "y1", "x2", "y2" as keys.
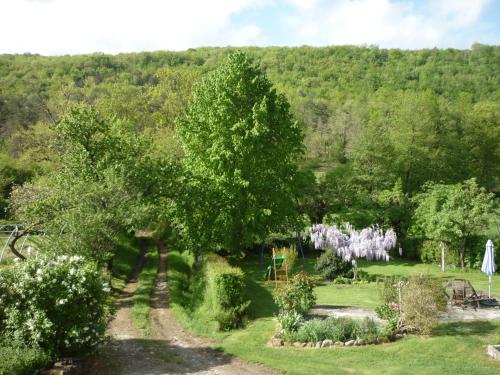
[
  {"x1": 0, "y1": 255, "x2": 112, "y2": 357},
  {"x1": 284, "y1": 317, "x2": 380, "y2": 343},
  {"x1": 0, "y1": 343, "x2": 51, "y2": 375},
  {"x1": 419, "y1": 240, "x2": 459, "y2": 266},
  {"x1": 273, "y1": 271, "x2": 316, "y2": 316},
  {"x1": 400, "y1": 274, "x2": 447, "y2": 334},
  {"x1": 375, "y1": 303, "x2": 400, "y2": 333},
  {"x1": 376, "y1": 277, "x2": 404, "y2": 334},
  {"x1": 332, "y1": 276, "x2": 352, "y2": 284},
  {"x1": 276, "y1": 310, "x2": 303, "y2": 333},
  {"x1": 315, "y1": 249, "x2": 353, "y2": 281},
  {"x1": 381, "y1": 277, "x2": 400, "y2": 304},
  {"x1": 276, "y1": 246, "x2": 298, "y2": 273},
  {"x1": 204, "y1": 255, "x2": 250, "y2": 330}
]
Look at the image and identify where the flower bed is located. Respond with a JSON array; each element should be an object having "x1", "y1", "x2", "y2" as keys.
[{"x1": 271, "y1": 316, "x2": 401, "y2": 348}]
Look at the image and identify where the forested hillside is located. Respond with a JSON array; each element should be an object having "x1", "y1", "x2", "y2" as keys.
[{"x1": 1, "y1": 44, "x2": 499, "y2": 262}]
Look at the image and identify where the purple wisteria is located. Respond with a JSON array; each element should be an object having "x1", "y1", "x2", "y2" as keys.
[{"x1": 310, "y1": 223, "x2": 397, "y2": 263}]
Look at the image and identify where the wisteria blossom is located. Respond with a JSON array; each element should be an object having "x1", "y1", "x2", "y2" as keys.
[{"x1": 310, "y1": 223, "x2": 397, "y2": 266}]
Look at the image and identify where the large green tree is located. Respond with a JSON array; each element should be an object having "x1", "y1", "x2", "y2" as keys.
[
  {"x1": 177, "y1": 51, "x2": 304, "y2": 254},
  {"x1": 9, "y1": 106, "x2": 179, "y2": 264},
  {"x1": 412, "y1": 178, "x2": 495, "y2": 268}
]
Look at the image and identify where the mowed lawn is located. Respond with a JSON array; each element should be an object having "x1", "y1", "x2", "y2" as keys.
[{"x1": 207, "y1": 256, "x2": 500, "y2": 375}]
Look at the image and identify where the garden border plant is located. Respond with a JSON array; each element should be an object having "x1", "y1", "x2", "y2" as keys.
[
  {"x1": 271, "y1": 270, "x2": 403, "y2": 349},
  {"x1": 0, "y1": 254, "x2": 113, "y2": 359}
]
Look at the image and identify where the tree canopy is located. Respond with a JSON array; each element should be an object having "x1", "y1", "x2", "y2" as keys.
[{"x1": 177, "y1": 51, "x2": 303, "y2": 254}]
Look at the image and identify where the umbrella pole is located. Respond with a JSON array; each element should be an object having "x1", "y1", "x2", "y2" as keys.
[{"x1": 489, "y1": 275, "x2": 492, "y2": 299}]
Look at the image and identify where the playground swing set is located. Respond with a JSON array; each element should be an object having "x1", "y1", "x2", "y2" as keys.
[{"x1": 264, "y1": 248, "x2": 289, "y2": 286}]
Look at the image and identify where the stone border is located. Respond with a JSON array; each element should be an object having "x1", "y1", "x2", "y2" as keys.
[
  {"x1": 487, "y1": 345, "x2": 500, "y2": 361},
  {"x1": 269, "y1": 334, "x2": 404, "y2": 348}
]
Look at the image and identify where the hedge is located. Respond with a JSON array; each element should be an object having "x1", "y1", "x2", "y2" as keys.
[
  {"x1": 203, "y1": 255, "x2": 250, "y2": 330},
  {"x1": 0, "y1": 344, "x2": 51, "y2": 375}
]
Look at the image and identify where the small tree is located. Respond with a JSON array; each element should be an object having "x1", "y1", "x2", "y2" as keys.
[
  {"x1": 412, "y1": 179, "x2": 495, "y2": 268},
  {"x1": 411, "y1": 183, "x2": 456, "y2": 271},
  {"x1": 177, "y1": 51, "x2": 303, "y2": 254}
]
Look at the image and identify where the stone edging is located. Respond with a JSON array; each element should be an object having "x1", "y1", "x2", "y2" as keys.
[{"x1": 269, "y1": 334, "x2": 404, "y2": 348}]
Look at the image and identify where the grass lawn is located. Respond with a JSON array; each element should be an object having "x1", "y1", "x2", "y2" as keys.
[{"x1": 169, "y1": 252, "x2": 500, "y2": 375}]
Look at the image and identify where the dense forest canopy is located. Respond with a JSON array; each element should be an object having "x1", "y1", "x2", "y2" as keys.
[{"x1": 1, "y1": 45, "x2": 499, "y2": 265}]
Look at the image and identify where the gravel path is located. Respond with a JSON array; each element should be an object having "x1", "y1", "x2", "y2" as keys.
[
  {"x1": 86, "y1": 240, "x2": 279, "y2": 375},
  {"x1": 310, "y1": 304, "x2": 500, "y2": 322}
]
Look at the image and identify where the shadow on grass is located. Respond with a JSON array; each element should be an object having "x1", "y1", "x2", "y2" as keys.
[
  {"x1": 235, "y1": 257, "x2": 287, "y2": 319},
  {"x1": 433, "y1": 320, "x2": 498, "y2": 337},
  {"x1": 245, "y1": 277, "x2": 277, "y2": 319}
]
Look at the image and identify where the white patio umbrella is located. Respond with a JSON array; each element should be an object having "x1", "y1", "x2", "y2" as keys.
[{"x1": 481, "y1": 240, "x2": 496, "y2": 299}]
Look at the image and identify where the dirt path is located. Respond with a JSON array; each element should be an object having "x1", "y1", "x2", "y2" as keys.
[{"x1": 86, "y1": 240, "x2": 279, "y2": 375}]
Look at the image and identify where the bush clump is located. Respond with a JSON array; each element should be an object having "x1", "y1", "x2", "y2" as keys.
[
  {"x1": 0, "y1": 343, "x2": 52, "y2": 375},
  {"x1": 400, "y1": 274, "x2": 447, "y2": 334},
  {"x1": 284, "y1": 317, "x2": 380, "y2": 343},
  {"x1": 276, "y1": 246, "x2": 298, "y2": 273},
  {"x1": 273, "y1": 271, "x2": 316, "y2": 316},
  {"x1": 204, "y1": 255, "x2": 250, "y2": 330},
  {"x1": 375, "y1": 277, "x2": 407, "y2": 333},
  {"x1": 0, "y1": 255, "x2": 113, "y2": 357},
  {"x1": 315, "y1": 249, "x2": 353, "y2": 281}
]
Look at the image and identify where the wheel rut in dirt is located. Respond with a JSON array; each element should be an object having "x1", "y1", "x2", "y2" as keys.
[{"x1": 87, "y1": 239, "x2": 279, "y2": 375}]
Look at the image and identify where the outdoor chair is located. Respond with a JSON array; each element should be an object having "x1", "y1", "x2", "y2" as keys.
[{"x1": 446, "y1": 279, "x2": 487, "y2": 308}]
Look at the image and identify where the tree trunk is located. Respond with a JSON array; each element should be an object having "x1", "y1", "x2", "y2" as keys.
[
  {"x1": 107, "y1": 257, "x2": 114, "y2": 272},
  {"x1": 9, "y1": 234, "x2": 27, "y2": 260},
  {"x1": 440, "y1": 241, "x2": 445, "y2": 272},
  {"x1": 460, "y1": 238, "x2": 466, "y2": 269}
]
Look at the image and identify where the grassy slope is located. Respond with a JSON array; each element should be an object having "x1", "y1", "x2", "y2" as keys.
[
  {"x1": 167, "y1": 250, "x2": 224, "y2": 337},
  {"x1": 169, "y1": 253, "x2": 500, "y2": 375},
  {"x1": 131, "y1": 247, "x2": 159, "y2": 335}
]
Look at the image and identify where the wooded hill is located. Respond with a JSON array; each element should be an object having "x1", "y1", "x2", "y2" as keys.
[{"x1": 1, "y1": 45, "x2": 499, "y2": 262}]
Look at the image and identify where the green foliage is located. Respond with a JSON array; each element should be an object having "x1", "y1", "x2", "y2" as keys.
[
  {"x1": 276, "y1": 310, "x2": 303, "y2": 333},
  {"x1": 1, "y1": 46, "x2": 499, "y2": 270},
  {"x1": 0, "y1": 343, "x2": 51, "y2": 375},
  {"x1": 204, "y1": 255, "x2": 250, "y2": 330},
  {"x1": 283, "y1": 317, "x2": 380, "y2": 343},
  {"x1": 375, "y1": 303, "x2": 400, "y2": 322},
  {"x1": 273, "y1": 271, "x2": 316, "y2": 316},
  {"x1": 400, "y1": 274, "x2": 447, "y2": 335},
  {"x1": 177, "y1": 51, "x2": 304, "y2": 254},
  {"x1": 0, "y1": 153, "x2": 32, "y2": 219},
  {"x1": 412, "y1": 178, "x2": 496, "y2": 267},
  {"x1": 419, "y1": 240, "x2": 459, "y2": 266},
  {"x1": 8, "y1": 106, "x2": 180, "y2": 264},
  {"x1": 110, "y1": 236, "x2": 141, "y2": 287},
  {"x1": 0, "y1": 255, "x2": 112, "y2": 357},
  {"x1": 315, "y1": 249, "x2": 354, "y2": 281},
  {"x1": 381, "y1": 278, "x2": 400, "y2": 304},
  {"x1": 276, "y1": 246, "x2": 298, "y2": 273}
]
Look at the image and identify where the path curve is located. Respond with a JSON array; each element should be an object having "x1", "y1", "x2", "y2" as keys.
[{"x1": 87, "y1": 240, "x2": 279, "y2": 375}]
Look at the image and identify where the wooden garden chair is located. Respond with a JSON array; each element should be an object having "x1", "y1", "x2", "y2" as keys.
[{"x1": 446, "y1": 279, "x2": 486, "y2": 308}]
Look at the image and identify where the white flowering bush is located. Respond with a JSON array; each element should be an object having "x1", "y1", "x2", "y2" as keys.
[{"x1": 0, "y1": 255, "x2": 112, "y2": 357}]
